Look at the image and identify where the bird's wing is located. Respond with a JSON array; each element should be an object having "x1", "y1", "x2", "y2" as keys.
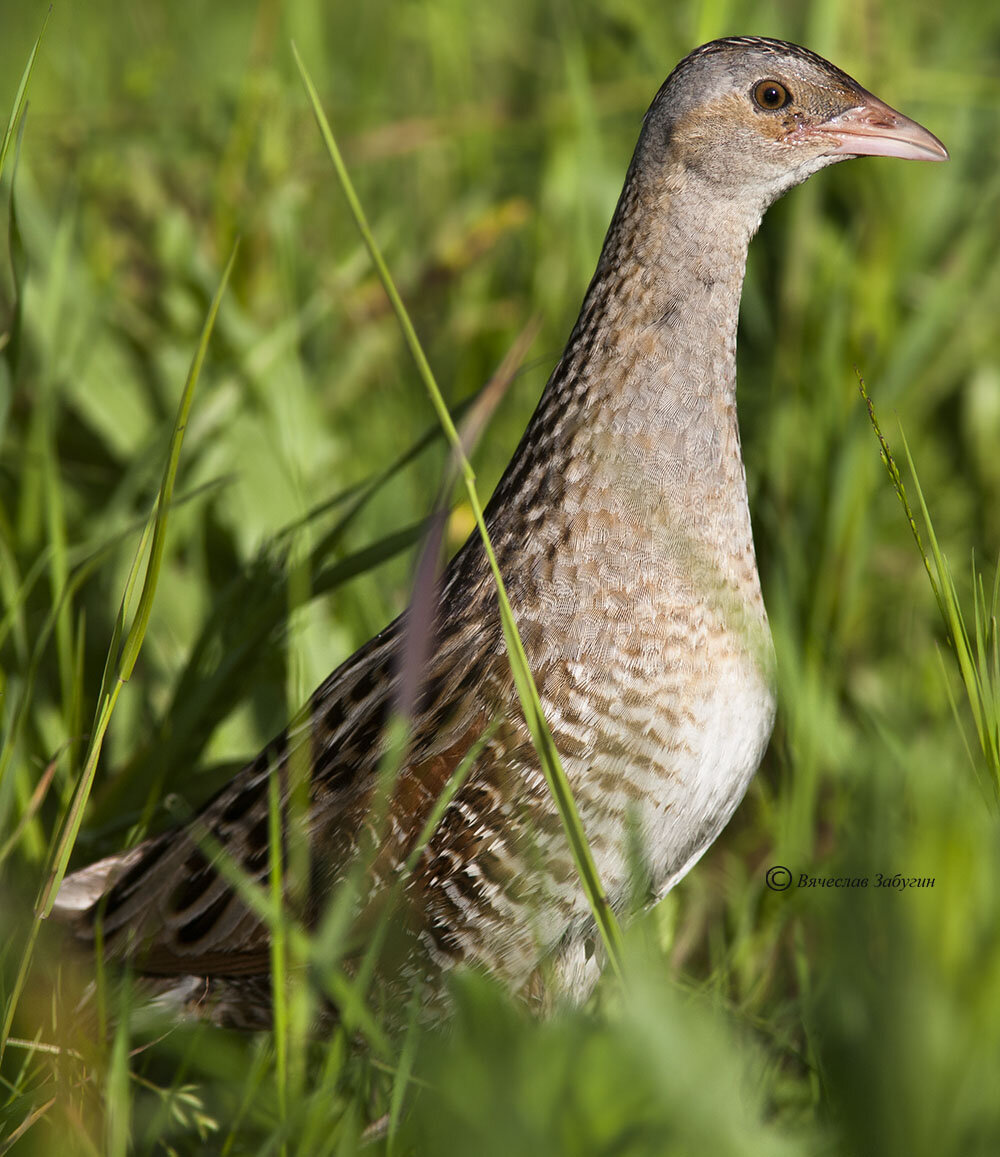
[
  {"x1": 55, "y1": 617, "x2": 403, "y2": 976},
  {"x1": 56, "y1": 572, "x2": 506, "y2": 979}
]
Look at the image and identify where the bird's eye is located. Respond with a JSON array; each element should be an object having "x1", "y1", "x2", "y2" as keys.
[{"x1": 752, "y1": 80, "x2": 791, "y2": 110}]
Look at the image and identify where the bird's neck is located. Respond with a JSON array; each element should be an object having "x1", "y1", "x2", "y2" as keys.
[
  {"x1": 562, "y1": 157, "x2": 764, "y2": 436},
  {"x1": 507, "y1": 159, "x2": 768, "y2": 562}
]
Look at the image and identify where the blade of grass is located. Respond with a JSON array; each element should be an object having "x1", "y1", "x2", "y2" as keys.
[
  {"x1": 39, "y1": 242, "x2": 239, "y2": 916},
  {"x1": 386, "y1": 986, "x2": 423, "y2": 1156},
  {"x1": 900, "y1": 433, "x2": 1000, "y2": 786},
  {"x1": 105, "y1": 979, "x2": 132, "y2": 1157},
  {"x1": 0, "y1": 10, "x2": 48, "y2": 450},
  {"x1": 0, "y1": 9, "x2": 48, "y2": 184},
  {"x1": 859, "y1": 373, "x2": 1000, "y2": 800},
  {"x1": 293, "y1": 42, "x2": 625, "y2": 981},
  {"x1": 0, "y1": 1095, "x2": 55, "y2": 1157},
  {"x1": 343, "y1": 716, "x2": 501, "y2": 1010},
  {"x1": 268, "y1": 763, "x2": 290, "y2": 1142},
  {"x1": 4, "y1": 103, "x2": 28, "y2": 390},
  {"x1": 0, "y1": 246, "x2": 238, "y2": 1061},
  {"x1": 0, "y1": 480, "x2": 228, "y2": 828},
  {"x1": 0, "y1": 752, "x2": 58, "y2": 866}
]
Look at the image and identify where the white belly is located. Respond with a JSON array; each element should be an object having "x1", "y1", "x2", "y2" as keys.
[
  {"x1": 542, "y1": 610, "x2": 776, "y2": 1001},
  {"x1": 644, "y1": 640, "x2": 776, "y2": 894}
]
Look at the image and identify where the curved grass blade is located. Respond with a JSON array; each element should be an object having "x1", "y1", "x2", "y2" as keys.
[
  {"x1": 0, "y1": 9, "x2": 48, "y2": 183},
  {"x1": 293, "y1": 44, "x2": 625, "y2": 979},
  {"x1": 0, "y1": 246, "x2": 238, "y2": 1062},
  {"x1": 38, "y1": 243, "x2": 240, "y2": 917},
  {"x1": 860, "y1": 373, "x2": 1000, "y2": 801}
]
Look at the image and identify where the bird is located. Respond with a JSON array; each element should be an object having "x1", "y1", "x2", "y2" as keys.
[{"x1": 53, "y1": 36, "x2": 947, "y2": 1029}]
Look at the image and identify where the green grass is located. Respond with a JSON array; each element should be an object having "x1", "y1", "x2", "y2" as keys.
[{"x1": 2, "y1": 1, "x2": 1000, "y2": 1153}]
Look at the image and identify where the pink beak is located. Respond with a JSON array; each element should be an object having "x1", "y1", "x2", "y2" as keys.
[{"x1": 807, "y1": 92, "x2": 948, "y2": 162}]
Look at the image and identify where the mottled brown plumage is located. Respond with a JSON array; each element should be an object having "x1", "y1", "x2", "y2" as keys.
[{"x1": 54, "y1": 37, "x2": 946, "y2": 1027}]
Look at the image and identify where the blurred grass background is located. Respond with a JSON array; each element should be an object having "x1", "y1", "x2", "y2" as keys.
[{"x1": 1, "y1": 0, "x2": 999, "y2": 1153}]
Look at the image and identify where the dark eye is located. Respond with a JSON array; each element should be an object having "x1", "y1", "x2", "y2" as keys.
[{"x1": 752, "y1": 80, "x2": 791, "y2": 110}]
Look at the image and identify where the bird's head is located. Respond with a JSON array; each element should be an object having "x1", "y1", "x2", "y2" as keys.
[{"x1": 644, "y1": 37, "x2": 947, "y2": 204}]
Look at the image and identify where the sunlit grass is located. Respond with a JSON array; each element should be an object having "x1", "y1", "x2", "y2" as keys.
[{"x1": 860, "y1": 373, "x2": 1000, "y2": 801}]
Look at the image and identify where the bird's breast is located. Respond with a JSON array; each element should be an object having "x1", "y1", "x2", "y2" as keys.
[{"x1": 511, "y1": 471, "x2": 776, "y2": 898}]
